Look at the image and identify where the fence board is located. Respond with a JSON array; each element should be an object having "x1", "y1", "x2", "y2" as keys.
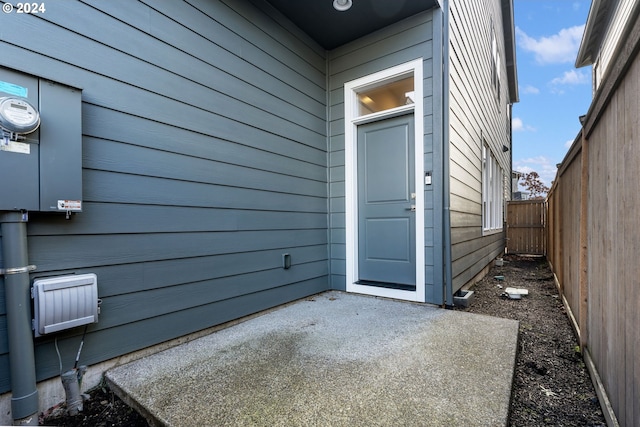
[
  {"x1": 546, "y1": 29, "x2": 640, "y2": 426},
  {"x1": 506, "y1": 200, "x2": 546, "y2": 255}
]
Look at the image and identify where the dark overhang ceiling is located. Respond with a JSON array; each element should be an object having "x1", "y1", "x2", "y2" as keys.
[{"x1": 265, "y1": 0, "x2": 439, "y2": 50}]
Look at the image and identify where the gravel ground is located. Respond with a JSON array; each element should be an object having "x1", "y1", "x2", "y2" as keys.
[{"x1": 43, "y1": 254, "x2": 607, "y2": 426}]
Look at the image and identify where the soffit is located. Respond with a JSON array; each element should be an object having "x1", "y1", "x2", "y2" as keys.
[{"x1": 265, "y1": 0, "x2": 438, "y2": 50}]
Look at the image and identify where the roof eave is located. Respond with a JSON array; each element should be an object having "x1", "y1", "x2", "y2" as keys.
[
  {"x1": 575, "y1": 0, "x2": 608, "y2": 68},
  {"x1": 502, "y1": 0, "x2": 519, "y2": 103}
]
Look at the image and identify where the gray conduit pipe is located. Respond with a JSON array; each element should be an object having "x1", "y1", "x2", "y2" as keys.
[{"x1": 1, "y1": 212, "x2": 38, "y2": 426}]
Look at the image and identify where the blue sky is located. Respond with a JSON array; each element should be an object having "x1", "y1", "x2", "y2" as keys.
[{"x1": 512, "y1": 0, "x2": 593, "y2": 189}]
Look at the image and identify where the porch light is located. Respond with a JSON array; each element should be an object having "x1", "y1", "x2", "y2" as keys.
[
  {"x1": 405, "y1": 91, "x2": 415, "y2": 104},
  {"x1": 333, "y1": 0, "x2": 352, "y2": 11}
]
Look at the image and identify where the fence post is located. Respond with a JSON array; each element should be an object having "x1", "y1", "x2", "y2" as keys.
[{"x1": 579, "y1": 131, "x2": 588, "y2": 350}]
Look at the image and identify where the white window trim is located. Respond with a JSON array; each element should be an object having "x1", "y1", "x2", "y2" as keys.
[
  {"x1": 344, "y1": 59, "x2": 425, "y2": 303},
  {"x1": 482, "y1": 143, "x2": 504, "y2": 234}
]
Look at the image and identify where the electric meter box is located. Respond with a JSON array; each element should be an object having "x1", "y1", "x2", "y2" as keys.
[{"x1": 0, "y1": 66, "x2": 82, "y2": 212}]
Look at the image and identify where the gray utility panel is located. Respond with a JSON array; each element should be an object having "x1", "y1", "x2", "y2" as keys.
[
  {"x1": 0, "y1": 66, "x2": 82, "y2": 212},
  {"x1": 32, "y1": 273, "x2": 99, "y2": 337}
]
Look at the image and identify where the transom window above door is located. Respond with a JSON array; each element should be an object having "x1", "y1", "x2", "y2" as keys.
[{"x1": 356, "y1": 76, "x2": 414, "y2": 116}]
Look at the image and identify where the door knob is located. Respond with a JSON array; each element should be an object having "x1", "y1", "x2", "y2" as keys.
[{"x1": 406, "y1": 205, "x2": 416, "y2": 212}]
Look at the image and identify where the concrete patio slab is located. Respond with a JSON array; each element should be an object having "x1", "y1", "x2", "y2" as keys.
[{"x1": 106, "y1": 291, "x2": 519, "y2": 426}]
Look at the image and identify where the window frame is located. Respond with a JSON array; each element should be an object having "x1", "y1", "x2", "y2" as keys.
[{"x1": 482, "y1": 143, "x2": 504, "y2": 233}]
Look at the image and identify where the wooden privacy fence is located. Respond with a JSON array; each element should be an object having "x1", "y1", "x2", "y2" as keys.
[
  {"x1": 546, "y1": 31, "x2": 640, "y2": 426},
  {"x1": 506, "y1": 200, "x2": 546, "y2": 255}
]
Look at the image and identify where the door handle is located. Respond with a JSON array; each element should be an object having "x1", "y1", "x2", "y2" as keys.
[{"x1": 406, "y1": 205, "x2": 416, "y2": 212}]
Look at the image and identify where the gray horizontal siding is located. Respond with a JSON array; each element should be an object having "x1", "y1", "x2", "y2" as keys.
[
  {"x1": 327, "y1": 10, "x2": 437, "y2": 300},
  {"x1": 0, "y1": 0, "x2": 329, "y2": 391},
  {"x1": 85, "y1": 260, "x2": 328, "y2": 331},
  {"x1": 90, "y1": 246, "x2": 328, "y2": 299},
  {"x1": 29, "y1": 204, "x2": 328, "y2": 236},
  {"x1": 448, "y1": 0, "x2": 511, "y2": 292},
  {"x1": 82, "y1": 105, "x2": 327, "y2": 177},
  {"x1": 27, "y1": 230, "x2": 327, "y2": 272},
  {"x1": 1, "y1": 4, "x2": 326, "y2": 145},
  {"x1": 82, "y1": 169, "x2": 326, "y2": 212},
  {"x1": 452, "y1": 232, "x2": 505, "y2": 289}
]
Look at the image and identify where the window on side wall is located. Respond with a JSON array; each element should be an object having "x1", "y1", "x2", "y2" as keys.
[{"x1": 482, "y1": 143, "x2": 504, "y2": 232}]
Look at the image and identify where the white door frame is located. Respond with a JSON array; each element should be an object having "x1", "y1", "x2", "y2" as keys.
[{"x1": 344, "y1": 59, "x2": 425, "y2": 303}]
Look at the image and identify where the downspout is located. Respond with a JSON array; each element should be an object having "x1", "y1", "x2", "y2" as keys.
[
  {"x1": 441, "y1": 0, "x2": 454, "y2": 307},
  {"x1": 509, "y1": 104, "x2": 513, "y2": 196},
  {"x1": 0, "y1": 212, "x2": 38, "y2": 425},
  {"x1": 509, "y1": 103, "x2": 513, "y2": 250},
  {"x1": 326, "y1": 50, "x2": 332, "y2": 289}
]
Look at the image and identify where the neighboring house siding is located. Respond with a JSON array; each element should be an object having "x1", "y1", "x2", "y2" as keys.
[
  {"x1": 0, "y1": 0, "x2": 328, "y2": 391},
  {"x1": 448, "y1": 0, "x2": 510, "y2": 292},
  {"x1": 594, "y1": 0, "x2": 636, "y2": 89},
  {"x1": 327, "y1": 11, "x2": 439, "y2": 302}
]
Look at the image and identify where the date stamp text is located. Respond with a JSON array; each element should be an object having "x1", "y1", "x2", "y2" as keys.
[{"x1": 3, "y1": 3, "x2": 47, "y2": 14}]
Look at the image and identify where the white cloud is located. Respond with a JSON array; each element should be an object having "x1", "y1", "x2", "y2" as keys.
[
  {"x1": 520, "y1": 84, "x2": 540, "y2": 94},
  {"x1": 512, "y1": 117, "x2": 536, "y2": 132},
  {"x1": 516, "y1": 25, "x2": 585, "y2": 64},
  {"x1": 565, "y1": 139, "x2": 575, "y2": 149},
  {"x1": 514, "y1": 165, "x2": 535, "y2": 175},
  {"x1": 512, "y1": 117, "x2": 524, "y2": 131},
  {"x1": 514, "y1": 156, "x2": 558, "y2": 189},
  {"x1": 551, "y1": 69, "x2": 589, "y2": 85}
]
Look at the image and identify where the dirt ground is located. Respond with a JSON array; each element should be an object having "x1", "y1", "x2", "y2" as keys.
[
  {"x1": 457, "y1": 254, "x2": 606, "y2": 427},
  {"x1": 42, "y1": 254, "x2": 606, "y2": 426}
]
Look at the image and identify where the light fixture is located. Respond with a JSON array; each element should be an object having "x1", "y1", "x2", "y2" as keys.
[
  {"x1": 404, "y1": 91, "x2": 415, "y2": 104},
  {"x1": 333, "y1": 0, "x2": 352, "y2": 11},
  {"x1": 360, "y1": 95, "x2": 375, "y2": 106}
]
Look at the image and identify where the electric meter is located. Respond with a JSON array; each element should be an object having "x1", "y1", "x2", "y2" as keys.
[{"x1": 0, "y1": 96, "x2": 40, "y2": 135}]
